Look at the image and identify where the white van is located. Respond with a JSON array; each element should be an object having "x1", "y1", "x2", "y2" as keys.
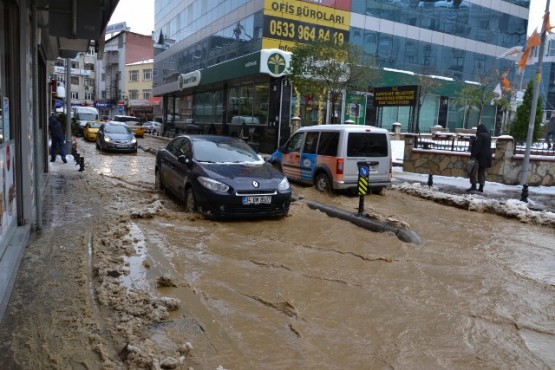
[
  {"x1": 72, "y1": 106, "x2": 99, "y2": 135},
  {"x1": 268, "y1": 124, "x2": 392, "y2": 194}
]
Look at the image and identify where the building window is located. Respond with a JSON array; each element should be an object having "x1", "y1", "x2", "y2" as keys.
[
  {"x1": 55, "y1": 59, "x2": 64, "y2": 67},
  {"x1": 143, "y1": 68, "x2": 152, "y2": 81},
  {"x1": 143, "y1": 89, "x2": 152, "y2": 99},
  {"x1": 84, "y1": 63, "x2": 95, "y2": 71},
  {"x1": 101, "y1": 91, "x2": 107, "y2": 99},
  {"x1": 129, "y1": 70, "x2": 139, "y2": 82},
  {"x1": 85, "y1": 78, "x2": 94, "y2": 86},
  {"x1": 129, "y1": 90, "x2": 139, "y2": 99},
  {"x1": 71, "y1": 61, "x2": 79, "y2": 69},
  {"x1": 71, "y1": 92, "x2": 79, "y2": 99},
  {"x1": 101, "y1": 73, "x2": 105, "y2": 82},
  {"x1": 85, "y1": 92, "x2": 93, "y2": 100},
  {"x1": 71, "y1": 76, "x2": 80, "y2": 85}
]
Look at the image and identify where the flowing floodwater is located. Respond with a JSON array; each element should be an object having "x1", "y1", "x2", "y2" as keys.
[{"x1": 1, "y1": 136, "x2": 554, "y2": 369}]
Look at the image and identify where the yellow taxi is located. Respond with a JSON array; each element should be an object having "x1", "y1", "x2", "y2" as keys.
[
  {"x1": 112, "y1": 115, "x2": 144, "y2": 138},
  {"x1": 83, "y1": 121, "x2": 103, "y2": 142},
  {"x1": 124, "y1": 121, "x2": 145, "y2": 138}
]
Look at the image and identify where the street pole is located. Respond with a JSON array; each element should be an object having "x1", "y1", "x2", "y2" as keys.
[
  {"x1": 520, "y1": 0, "x2": 550, "y2": 185},
  {"x1": 65, "y1": 58, "x2": 72, "y2": 154}
]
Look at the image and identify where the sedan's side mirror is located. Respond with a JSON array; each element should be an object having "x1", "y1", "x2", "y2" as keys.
[{"x1": 178, "y1": 155, "x2": 192, "y2": 166}]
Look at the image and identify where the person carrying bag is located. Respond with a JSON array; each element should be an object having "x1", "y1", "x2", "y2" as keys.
[{"x1": 466, "y1": 124, "x2": 491, "y2": 192}]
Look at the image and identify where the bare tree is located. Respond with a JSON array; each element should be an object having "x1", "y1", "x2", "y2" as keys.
[{"x1": 287, "y1": 38, "x2": 377, "y2": 124}]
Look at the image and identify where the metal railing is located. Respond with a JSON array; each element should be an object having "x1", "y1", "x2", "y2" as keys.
[{"x1": 413, "y1": 134, "x2": 472, "y2": 152}]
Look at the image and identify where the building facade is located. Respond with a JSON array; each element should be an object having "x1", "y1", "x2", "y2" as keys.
[
  {"x1": 52, "y1": 47, "x2": 98, "y2": 111},
  {"x1": 125, "y1": 59, "x2": 161, "y2": 120},
  {"x1": 153, "y1": 0, "x2": 531, "y2": 150},
  {"x1": 96, "y1": 31, "x2": 154, "y2": 118},
  {"x1": 0, "y1": 0, "x2": 118, "y2": 320}
]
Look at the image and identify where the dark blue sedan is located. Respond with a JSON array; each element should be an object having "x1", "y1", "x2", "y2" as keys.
[{"x1": 155, "y1": 135, "x2": 291, "y2": 219}]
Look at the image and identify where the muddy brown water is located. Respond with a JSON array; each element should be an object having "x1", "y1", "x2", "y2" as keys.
[{"x1": 1, "y1": 136, "x2": 554, "y2": 369}]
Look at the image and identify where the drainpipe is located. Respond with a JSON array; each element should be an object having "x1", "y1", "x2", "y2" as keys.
[{"x1": 31, "y1": 1, "x2": 42, "y2": 229}]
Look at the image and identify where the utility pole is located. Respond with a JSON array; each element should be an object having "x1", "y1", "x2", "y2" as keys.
[
  {"x1": 520, "y1": 0, "x2": 550, "y2": 185},
  {"x1": 65, "y1": 58, "x2": 72, "y2": 154}
]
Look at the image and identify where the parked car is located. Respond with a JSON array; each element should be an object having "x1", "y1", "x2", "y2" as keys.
[
  {"x1": 96, "y1": 121, "x2": 137, "y2": 153},
  {"x1": 83, "y1": 121, "x2": 103, "y2": 142},
  {"x1": 268, "y1": 124, "x2": 392, "y2": 194},
  {"x1": 143, "y1": 121, "x2": 162, "y2": 134},
  {"x1": 155, "y1": 135, "x2": 291, "y2": 219}
]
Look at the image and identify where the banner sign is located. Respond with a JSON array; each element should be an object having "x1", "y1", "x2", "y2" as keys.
[{"x1": 262, "y1": 0, "x2": 350, "y2": 52}]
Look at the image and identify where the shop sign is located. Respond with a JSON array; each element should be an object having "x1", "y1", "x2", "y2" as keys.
[
  {"x1": 373, "y1": 85, "x2": 419, "y2": 107},
  {"x1": 178, "y1": 70, "x2": 201, "y2": 90},
  {"x1": 95, "y1": 101, "x2": 112, "y2": 108}
]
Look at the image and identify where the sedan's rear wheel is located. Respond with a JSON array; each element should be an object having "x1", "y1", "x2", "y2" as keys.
[
  {"x1": 315, "y1": 173, "x2": 332, "y2": 193},
  {"x1": 185, "y1": 187, "x2": 197, "y2": 213}
]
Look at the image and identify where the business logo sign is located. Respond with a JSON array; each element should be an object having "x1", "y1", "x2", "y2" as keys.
[
  {"x1": 259, "y1": 49, "x2": 291, "y2": 77},
  {"x1": 178, "y1": 70, "x2": 201, "y2": 90}
]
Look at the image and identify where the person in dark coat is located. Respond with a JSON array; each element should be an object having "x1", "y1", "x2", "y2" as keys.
[
  {"x1": 49, "y1": 113, "x2": 67, "y2": 163},
  {"x1": 467, "y1": 124, "x2": 492, "y2": 192},
  {"x1": 545, "y1": 114, "x2": 555, "y2": 149}
]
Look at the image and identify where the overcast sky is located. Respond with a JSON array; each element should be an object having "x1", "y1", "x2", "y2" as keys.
[
  {"x1": 108, "y1": 0, "x2": 154, "y2": 36},
  {"x1": 106, "y1": 0, "x2": 551, "y2": 39}
]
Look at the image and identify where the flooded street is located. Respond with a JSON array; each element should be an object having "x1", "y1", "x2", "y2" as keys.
[{"x1": 1, "y1": 135, "x2": 554, "y2": 369}]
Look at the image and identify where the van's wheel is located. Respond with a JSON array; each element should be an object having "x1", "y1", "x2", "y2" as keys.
[
  {"x1": 185, "y1": 187, "x2": 197, "y2": 213},
  {"x1": 315, "y1": 173, "x2": 332, "y2": 193},
  {"x1": 374, "y1": 187, "x2": 386, "y2": 196}
]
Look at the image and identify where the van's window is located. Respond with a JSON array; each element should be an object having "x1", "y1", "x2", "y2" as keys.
[
  {"x1": 303, "y1": 132, "x2": 319, "y2": 154},
  {"x1": 283, "y1": 132, "x2": 304, "y2": 152},
  {"x1": 347, "y1": 133, "x2": 389, "y2": 157},
  {"x1": 317, "y1": 132, "x2": 339, "y2": 156}
]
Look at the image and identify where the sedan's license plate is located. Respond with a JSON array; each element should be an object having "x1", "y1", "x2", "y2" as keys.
[{"x1": 243, "y1": 196, "x2": 271, "y2": 205}]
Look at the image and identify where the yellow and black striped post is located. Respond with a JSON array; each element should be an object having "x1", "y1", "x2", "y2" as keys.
[{"x1": 357, "y1": 162, "x2": 370, "y2": 215}]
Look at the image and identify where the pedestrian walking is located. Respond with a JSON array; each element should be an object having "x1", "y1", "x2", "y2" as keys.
[
  {"x1": 466, "y1": 124, "x2": 491, "y2": 192},
  {"x1": 544, "y1": 114, "x2": 555, "y2": 149},
  {"x1": 49, "y1": 113, "x2": 67, "y2": 163}
]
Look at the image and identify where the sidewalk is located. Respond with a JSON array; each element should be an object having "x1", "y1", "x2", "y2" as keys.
[{"x1": 392, "y1": 168, "x2": 555, "y2": 213}]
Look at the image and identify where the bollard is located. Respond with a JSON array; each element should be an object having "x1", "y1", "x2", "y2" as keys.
[
  {"x1": 78, "y1": 157, "x2": 85, "y2": 172},
  {"x1": 520, "y1": 184, "x2": 529, "y2": 203},
  {"x1": 428, "y1": 173, "x2": 433, "y2": 187},
  {"x1": 357, "y1": 161, "x2": 370, "y2": 216}
]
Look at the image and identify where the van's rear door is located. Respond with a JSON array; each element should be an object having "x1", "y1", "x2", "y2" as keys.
[{"x1": 344, "y1": 132, "x2": 391, "y2": 186}]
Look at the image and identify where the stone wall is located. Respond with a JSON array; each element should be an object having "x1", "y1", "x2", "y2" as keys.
[{"x1": 401, "y1": 134, "x2": 555, "y2": 186}]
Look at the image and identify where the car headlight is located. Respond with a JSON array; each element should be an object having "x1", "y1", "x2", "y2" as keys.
[
  {"x1": 131, "y1": 138, "x2": 137, "y2": 144},
  {"x1": 278, "y1": 176, "x2": 290, "y2": 191},
  {"x1": 104, "y1": 136, "x2": 112, "y2": 143},
  {"x1": 198, "y1": 176, "x2": 229, "y2": 192}
]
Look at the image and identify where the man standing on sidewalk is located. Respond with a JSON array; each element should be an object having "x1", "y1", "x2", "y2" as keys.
[
  {"x1": 49, "y1": 113, "x2": 67, "y2": 163},
  {"x1": 467, "y1": 124, "x2": 492, "y2": 192}
]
